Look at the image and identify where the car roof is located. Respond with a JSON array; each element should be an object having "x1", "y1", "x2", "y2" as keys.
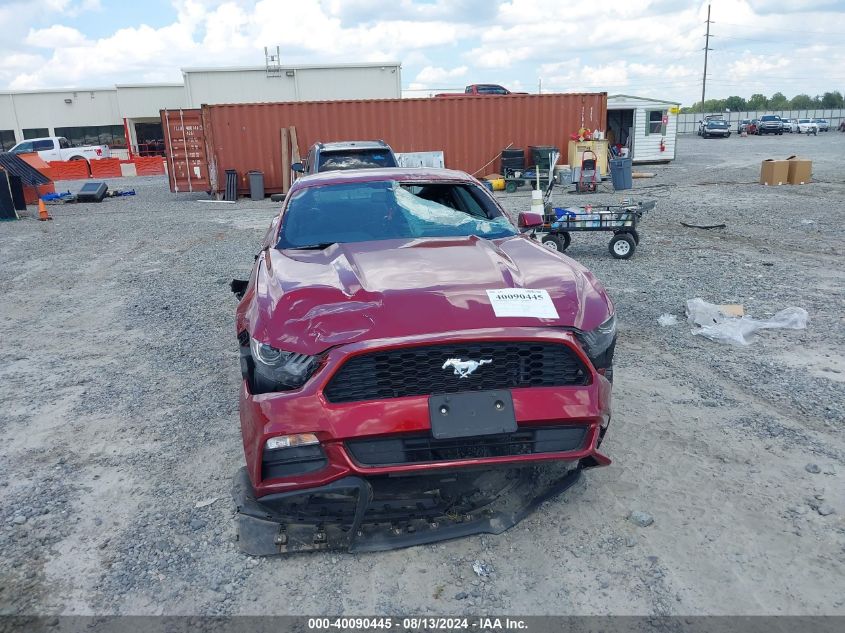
[
  {"x1": 290, "y1": 167, "x2": 476, "y2": 191},
  {"x1": 317, "y1": 140, "x2": 389, "y2": 152}
]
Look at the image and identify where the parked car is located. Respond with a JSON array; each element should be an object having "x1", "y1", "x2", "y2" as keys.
[
  {"x1": 794, "y1": 119, "x2": 819, "y2": 135},
  {"x1": 436, "y1": 84, "x2": 528, "y2": 97},
  {"x1": 697, "y1": 114, "x2": 725, "y2": 136},
  {"x1": 293, "y1": 140, "x2": 397, "y2": 175},
  {"x1": 749, "y1": 119, "x2": 760, "y2": 135},
  {"x1": 781, "y1": 118, "x2": 794, "y2": 132},
  {"x1": 757, "y1": 115, "x2": 784, "y2": 135},
  {"x1": 738, "y1": 119, "x2": 753, "y2": 133},
  {"x1": 812, "y1": 118, "x2": 830, "y2": 132},
  {"x1": 231, "y1": 167, "x2": 615, "y2": 555},
  {"x1": 8, "y1": 136, "x2": 111, "y2": 163},
  {"x1": 701, "y1": 118, "x2": 731, "y2": 138}
]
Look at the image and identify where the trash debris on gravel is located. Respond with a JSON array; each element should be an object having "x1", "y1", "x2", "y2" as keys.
[
  {"x1": 686, "y1": 298, "x2": 808, "y2": 345},
  {"x1": 657, "y1": 313, "x2": 678, "y2": 326},
  {"x1": 472, "y1": 560, "x2": 494, "y2": 577}
]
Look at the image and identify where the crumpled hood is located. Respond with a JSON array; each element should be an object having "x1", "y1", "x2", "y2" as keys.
[{"x1": 246, "y1": 235, "x2": 613, "y2": 355}]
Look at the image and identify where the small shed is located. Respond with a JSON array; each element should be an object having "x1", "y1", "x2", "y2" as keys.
[{"x1": 607, "y1": 94, "x2": 680, "y2": 163}]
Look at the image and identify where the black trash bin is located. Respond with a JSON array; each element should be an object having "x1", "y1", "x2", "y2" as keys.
[{"x1": 248, "y1": 170, "x2": 265, "y2": 200}]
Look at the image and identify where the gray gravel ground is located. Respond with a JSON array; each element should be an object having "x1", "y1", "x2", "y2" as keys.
[{"x1": 0, "y1": 133, "x2": 843, "y2": 616}]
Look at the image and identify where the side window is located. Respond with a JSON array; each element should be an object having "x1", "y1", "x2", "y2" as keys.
[
  {"x1": 14, "y1": 141, "x2": 33, "y2": 153},
  {"x1": 59, "y1": 138, "x2": 71, "y2": 149},
  {"x1": 33, "y1": 139, "x2": 55, "y2": 151},
  {"x1": 646, "y1": 110, "x2": 667, "y2": 135},
  {"x1": 465, "y1": 86, "x2": 472, "y2": 94}
]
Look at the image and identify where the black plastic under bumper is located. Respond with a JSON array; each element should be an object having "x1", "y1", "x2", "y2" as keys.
[{"x1": 233, "y1": 460, "x2": 589, "y2": 556}]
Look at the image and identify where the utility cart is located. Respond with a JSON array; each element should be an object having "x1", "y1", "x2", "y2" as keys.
[
  {"x1": 536, "y1": 200, "x2": 655, "y2": 259},
  {"x1": 503, "y1": 167, "x2": 553, "y2": 193}
]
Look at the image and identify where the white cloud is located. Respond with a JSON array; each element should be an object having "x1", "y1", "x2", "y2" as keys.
[
  {"x1": 1, "y1": 0, "x2": 844, "y2": 106},
  {"x1": 414, "y1": 65, "x2": 468, "y2": 84},
  {"x1": 25, "y1": 25, "x2": 88, "y2": 48}
]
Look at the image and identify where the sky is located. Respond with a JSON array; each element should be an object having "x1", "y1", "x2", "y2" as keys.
[{"x1": 1, "y1": 0, "x2": 844, "y2": 106}]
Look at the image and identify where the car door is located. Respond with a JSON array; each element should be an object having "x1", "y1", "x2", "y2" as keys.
[{"x1": 33, "y1": 138, "x2": 59, "y2": 161}]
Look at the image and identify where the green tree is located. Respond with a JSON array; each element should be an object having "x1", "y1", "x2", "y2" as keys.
[
  {"x1": 747, "y1": 93, "x2": 768, "y2": 110},
  {"x1": 821, "y1": 91, "x2": 844, "y2": 108},
  {"x1": 790, "y1": 94, "x2": 814, "y2": 109},
  {"x1": 724, "y1": 95, "x2": 747, "y2": 111},
  {"x1": 768, "y1": 92, "x2": 789, "y2": 109}
]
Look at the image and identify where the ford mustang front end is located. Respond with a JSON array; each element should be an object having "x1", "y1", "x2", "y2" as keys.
[{"x1": 232, "y1": 168, "x2": 615, "y2": 555}]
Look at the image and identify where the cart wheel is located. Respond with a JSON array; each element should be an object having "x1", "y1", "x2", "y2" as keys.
[
  {"x1": 609, "y1": 233, "x2": 636, "y2": 259},
  {"x1": 629, "y1": 229, "x2": 640, "y2": 245},
  {"x1": 505, "y1": 181, "x2": 518, "y2": 193},
  {"x1": 542, "y1": 233, "x2": 570, "y2": 252}
]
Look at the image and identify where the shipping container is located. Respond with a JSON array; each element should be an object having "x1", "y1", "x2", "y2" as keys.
[
  {"x1": 162, "y1": 93, "x2": 607, "y2": 195},
  {"x1": 161, "y1": 108, "x2": 211, "y2": 192}
]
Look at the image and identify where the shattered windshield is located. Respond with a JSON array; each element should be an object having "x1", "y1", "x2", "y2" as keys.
[{"x1": 276, "y1": 180, "x2": 516, "y2": 248}]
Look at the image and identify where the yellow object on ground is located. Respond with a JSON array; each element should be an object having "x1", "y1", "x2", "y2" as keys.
[{"x1": 488, "y1": 178, "x2": 505, "y2": 191}]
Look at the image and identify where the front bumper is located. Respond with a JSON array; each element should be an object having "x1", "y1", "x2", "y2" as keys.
[{"x1": 233, "y1": 458, "x2": 600, "y2": 555}]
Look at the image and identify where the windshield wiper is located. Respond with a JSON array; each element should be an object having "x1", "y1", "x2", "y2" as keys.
[{"x1": 287, "y1": 242, "x2": 337, "y2": 250}]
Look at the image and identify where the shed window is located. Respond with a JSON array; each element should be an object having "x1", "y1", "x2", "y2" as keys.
[
  {"x1": 646, "y1": 110, "x2": 667, "y2": 135},
  {"x1": 0, "y1": 130, "x2": 16, "y2": 151}
]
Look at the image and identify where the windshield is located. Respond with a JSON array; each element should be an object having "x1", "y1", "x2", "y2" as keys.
[
  {"x1": 317, "y1": 150, "x2": 397, "y2": 171},
  {"x1": 276, "y1": 180, "x2": 516, "y2": 248},
  {"x1": 761, "y1": 116, "x2": 780, "y2": 121},
  {"x1": 707, "y1": 120, "x2": 728, "y2": 127}
]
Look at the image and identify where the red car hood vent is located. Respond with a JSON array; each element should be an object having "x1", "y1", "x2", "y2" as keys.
[{"x1": 251, "y1": 236, "x2": 611, "y2": 354}]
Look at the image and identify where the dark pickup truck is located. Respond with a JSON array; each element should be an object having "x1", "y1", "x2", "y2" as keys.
[{"x1": 757, "y1": 115, "x2": 784, "y2": 135}]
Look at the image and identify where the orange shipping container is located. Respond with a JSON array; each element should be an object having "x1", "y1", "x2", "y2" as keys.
[{"x1": 162, "y1": 93, "x2": 607, "y2": 196}]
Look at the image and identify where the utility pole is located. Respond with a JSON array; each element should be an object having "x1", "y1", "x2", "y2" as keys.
[
  {"x1": 700, "y1": 4, "x2": 713, "y2": 115},
  {"x1": 538, "y1": 77, "x2": 542, "y2": 94}
]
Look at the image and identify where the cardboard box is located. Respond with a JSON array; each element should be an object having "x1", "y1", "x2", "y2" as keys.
[
  {"x1": 786, "y1": 155, "x2": 812, "y2": 185},
  {"x1": 760, "y1": 159, "x2": 788, "y2": 185}
]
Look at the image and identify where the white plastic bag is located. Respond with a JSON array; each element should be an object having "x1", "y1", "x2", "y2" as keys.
[
  {"x1": 686, "y1": 298, "x2": 808, "y2": 345},
  {"x1": 657, "y1": 314, "x2": 678, "y2": 326}
]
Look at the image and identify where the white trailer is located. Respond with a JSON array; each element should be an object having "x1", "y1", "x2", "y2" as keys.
[{"x1": 607, "y1": 94, "x2": 680, "y2": 163}]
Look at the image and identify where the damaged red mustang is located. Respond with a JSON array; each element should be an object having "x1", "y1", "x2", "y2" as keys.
[{"x1": 232, "y1": 168, "x2": 616, "y2": 555}]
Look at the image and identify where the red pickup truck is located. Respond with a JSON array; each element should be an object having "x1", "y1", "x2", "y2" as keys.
[{"x1": 435, "y1": 84, "x2": 528, "y2": 97}]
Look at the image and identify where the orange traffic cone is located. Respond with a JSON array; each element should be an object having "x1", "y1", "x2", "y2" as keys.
[{"x1": 38, "y1": 198, "x2": 53, "y2": 221}]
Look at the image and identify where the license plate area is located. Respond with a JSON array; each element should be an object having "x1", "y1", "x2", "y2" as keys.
[{"x1": 428, "y1": 390, "x2": 517, "y2": 440}]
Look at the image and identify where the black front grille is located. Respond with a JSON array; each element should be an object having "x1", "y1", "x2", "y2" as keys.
[
  {"x1": 324, "y1": 341, "x2": 589, "y2": 403},
  {"x1": 346, "y1": 425, "x2": 589, "y2": 466}
]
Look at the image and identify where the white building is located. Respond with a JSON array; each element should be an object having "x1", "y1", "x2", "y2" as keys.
[
  {"x1": 0, "y1": 62, "x2": 401, "y2": 157},
  {"x1": 606, "y1": 94, "x2": 680, "y2": 163}
]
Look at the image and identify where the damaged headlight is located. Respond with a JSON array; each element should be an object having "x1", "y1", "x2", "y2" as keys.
[
  {"x1": 576, "y1": 314, "x2": 617, "y2": 375},
  {"x1": 242, "y1": 336, "x2": 320, "y2": 394}
]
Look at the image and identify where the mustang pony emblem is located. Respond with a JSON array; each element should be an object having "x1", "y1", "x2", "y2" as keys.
[{"x1": 442, "y1": 358, "x2": 492, "y2": 378}]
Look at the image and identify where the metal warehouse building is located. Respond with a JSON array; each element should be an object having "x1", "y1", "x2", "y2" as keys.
[{"x1": 0, "y1": 62, "x2": 402, "y2": 157}]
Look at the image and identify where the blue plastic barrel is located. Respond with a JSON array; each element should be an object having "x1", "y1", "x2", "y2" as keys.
[{"x1": 609, "y1": 158, "x2": 633, "y2": 191}]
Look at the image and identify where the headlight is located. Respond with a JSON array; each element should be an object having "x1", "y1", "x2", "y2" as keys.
[
  {"x1": 577, "y1": 314, "x2": 617, "y2": 372},
  {"x1": 244, "y1": 336, "x2": 319, "y2": 393}
]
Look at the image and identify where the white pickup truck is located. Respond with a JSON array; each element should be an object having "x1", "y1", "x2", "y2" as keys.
[{"x1": 8, "y1": 136, "x2": 111, "y2": 162}]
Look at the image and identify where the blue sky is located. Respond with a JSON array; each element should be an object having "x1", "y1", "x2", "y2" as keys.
[{"x1": 2, "y1": 0, "x2": 844, "y2": 105}]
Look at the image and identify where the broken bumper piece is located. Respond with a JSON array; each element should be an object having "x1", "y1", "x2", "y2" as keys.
[{"x1": 233, "y1": 460, "x2": 593, "y2": 555}]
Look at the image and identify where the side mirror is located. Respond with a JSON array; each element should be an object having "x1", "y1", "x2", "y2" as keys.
[
  {"x1": 292, "y1": 162, "x2": 304, "y2": 173},
  {"x1": 517, "y1": 212, "x2": 544, "y2": 230}
]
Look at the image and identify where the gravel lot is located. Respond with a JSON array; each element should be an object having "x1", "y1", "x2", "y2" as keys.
[{"x1": 1, "y1": 133, "x2": 843, "y2": 616}]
